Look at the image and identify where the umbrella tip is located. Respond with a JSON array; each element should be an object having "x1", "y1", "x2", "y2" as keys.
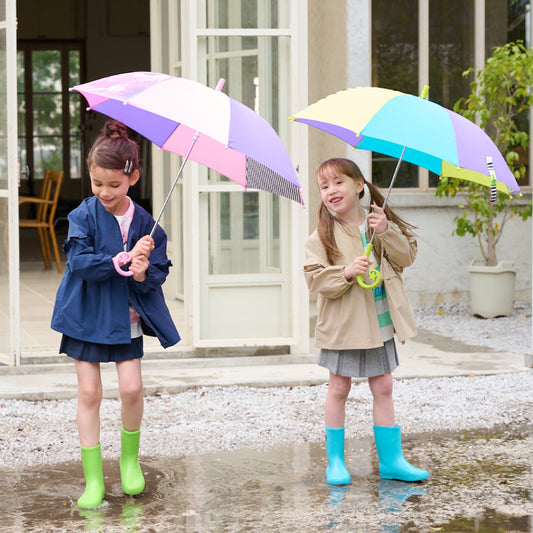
[
  {"x1": 420, "y1": 85, "x2": 429, "y2": 99},
  {"x1": 215, "y1": 78, "x2": 225, "y2": 91}
]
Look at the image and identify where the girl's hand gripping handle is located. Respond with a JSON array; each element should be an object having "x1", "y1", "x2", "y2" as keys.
[
  {"x1": 113, "y1": 251, "x2": 134, "y2": 277},
  {"x1": 356, "y1": 243, "x2": 381, "y2": 289}
]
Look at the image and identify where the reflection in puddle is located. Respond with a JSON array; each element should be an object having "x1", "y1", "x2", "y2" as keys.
[{"x1": 0, "y1": 427, "x2": 531, "y2": 532}]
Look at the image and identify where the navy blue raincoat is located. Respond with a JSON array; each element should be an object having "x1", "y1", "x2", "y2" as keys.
[{"x1": 51, "y1": 196, "x2": 180, "y2": 348}]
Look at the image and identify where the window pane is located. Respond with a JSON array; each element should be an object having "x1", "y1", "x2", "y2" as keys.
[
  {"x1": 372, "y1": 0, "x2": 419, "y2": 188},
  {"x1": 208, "y1": 191, "x2": 280, "y2": 274},
  {"x1": 429, "y1": 0, "x2": 474, "y2": 108},
  {"x1": 69, "y1": 50, "x2": 82, "y2": 179},
  {"x1": 507, "y1": 0, "x2": 530, "y2": 44},
  {"x1": 372, "y1": 0, "x2": 418, "y2": 93},
  {"x1": 17, "y1": 50, "x2": 24, "y2": 92},
  {"x1": 33, "y1": 94, "x2": 62, "y2": 135},
  {"x1": 33, "y1": 136, "x2": 62, "y2": 177},
  {"x1": 373, "y1": 157, "x2": 420, "y2": 189},
  {"x1": 220, "y1": 192, "x2": 230, "y2": 239},
  {"x1": 486, "y1": 0, "x2": 509, "y2": 54},
  {"x1": 69, "y1": 93, "x2": 80, "y2": 137},
  {"x1": 69, "y1": 136, "x2": 81, "y2": 179},
  {"x1": 18, "y1": 138, "x2": 26, "y2": 178},
  {"x1": 17, "y1": 95, "x2": 25, "y2": 137},
  {"x1": 243, "y1": 192, "x2": 259, "y2": 239},
  {"x1": 69, "y1": 50, "x2": 80, "y2": 87},
  {"x1": 203, "y1": 0, "x2": 282, "y2": 29},
  {"x1": 32, "y1": 50, "x2": 61, "y2": 93}
]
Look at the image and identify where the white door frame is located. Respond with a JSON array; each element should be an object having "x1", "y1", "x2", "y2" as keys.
[
  {"x1": 0, "y1": 0, "x2": 20, "y2": 365},
  {"x1": 174, "y1": 0, "x2": 309, "y2": 351}
]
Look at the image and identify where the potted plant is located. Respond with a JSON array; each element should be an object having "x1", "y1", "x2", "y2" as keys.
[{"x1": 436, "y1": 41, "x2": 533, "y2": 318}]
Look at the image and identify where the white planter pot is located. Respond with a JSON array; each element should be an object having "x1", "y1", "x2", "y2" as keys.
[{"x1": 467, "y1": 260, "x2": 517, "y2": 318}]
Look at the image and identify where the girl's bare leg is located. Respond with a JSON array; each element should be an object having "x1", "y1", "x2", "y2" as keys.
[
  {"x1": 74, "y1": 360, "x2": 103, "y2": 448},
  {"x1": 116, "y1": 358, "x2": 144, "y2": 431},
  {"x1": 324, "y1": 372, "x2": 352, "y2": 428},
  {"x1": 368, "y1": 372, "x2": 395, "y2": 426},
  {"x1": 116, "y1": 357, "x2": 145, "y2": 495}
]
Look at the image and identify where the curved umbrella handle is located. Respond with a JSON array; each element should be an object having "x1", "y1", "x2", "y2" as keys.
[
  {"x1": 356, "y1": 243, "x2": 381, "y2": 290},
  {"x1": 113, "y1": 251, "x2": 134, "y2": 277}
]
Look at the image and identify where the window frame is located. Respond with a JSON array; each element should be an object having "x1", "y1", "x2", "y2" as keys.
[{"x1": 17, "y1": 39, "x2": 84, "y2": 193}]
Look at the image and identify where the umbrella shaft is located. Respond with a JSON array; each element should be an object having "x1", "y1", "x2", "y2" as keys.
[
  {"x1": 369, "y1": 145, "x2": 406, "y2": 245},
  {"x1": 149, "y1": 132, "x2": 200, "y2": 237}
]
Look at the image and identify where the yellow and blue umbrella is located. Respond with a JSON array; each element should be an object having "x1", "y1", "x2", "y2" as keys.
[{"x1": 290, "y1": 86, "x2": 520, "y2": 196}]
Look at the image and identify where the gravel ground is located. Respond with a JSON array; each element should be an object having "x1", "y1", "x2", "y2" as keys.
[
  {"x1": 414, "y1": 300, "x2": 531, "y2": 355},
  {"x1": 0, "y1": 301, "x2": 531, "y2": 470}
]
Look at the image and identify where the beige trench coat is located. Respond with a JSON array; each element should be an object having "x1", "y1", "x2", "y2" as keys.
[{"x1": 304, "y1": 221, "x2": 418, "y2": 350}]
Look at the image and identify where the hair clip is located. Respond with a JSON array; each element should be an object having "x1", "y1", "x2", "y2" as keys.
[{"x1": 124, "y1": 160, "x2": 133, "y2": 174}]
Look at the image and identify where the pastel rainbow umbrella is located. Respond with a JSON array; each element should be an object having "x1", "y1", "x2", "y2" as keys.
[
  {"x1": 72, "y1": 71, "x2": 303, "y2": 275},
  {"x1": 290, "y1": 86, "x2": 521, "y2": 288}
]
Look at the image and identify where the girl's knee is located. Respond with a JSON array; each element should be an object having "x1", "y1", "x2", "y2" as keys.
[
  {"x1": 369, "y1": 374, "x2": 393, "y2": 397},
  {"x1": 78, "y1": 384, "x2": 103, "y2": 409},
  {"x1": 119, "y1": 381, "x2": 143, "y2": 405},
  {"x1": 328, "y1": 375, "x2": 352, "y2": 401}
]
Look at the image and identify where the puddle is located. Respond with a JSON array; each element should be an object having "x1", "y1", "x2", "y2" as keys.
[{"x1": 0, "y1": 426, "x2": 530, "y2": 532}]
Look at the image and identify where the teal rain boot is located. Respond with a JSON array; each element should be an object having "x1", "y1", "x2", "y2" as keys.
[
  {"x1": 373, "y1": 425, "x2": 429, "y2": 482},
  {"x1": 325, "y1": 426, "x2": 351, "y2": 485},
  {"x1": 120, "y1": 426, "x2": 145, "y2": 495},
  {"x1": 78, "y1": 443, "x2": 105, "y2": 508}
]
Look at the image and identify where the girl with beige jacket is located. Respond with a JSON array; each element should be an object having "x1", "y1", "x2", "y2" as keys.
[{"x1": 304, "y1": 158, "x2": 429, "y2": 485}]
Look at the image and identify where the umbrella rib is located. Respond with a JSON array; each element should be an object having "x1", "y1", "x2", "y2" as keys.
[{"x1": 149, "y1": 131, "x2": 200, "y2": 237}]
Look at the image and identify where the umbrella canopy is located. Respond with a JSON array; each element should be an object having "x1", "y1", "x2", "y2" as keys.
[
  {"x1": 290, "y1": 86, "x2": 520, "y2": 196},
  {"x1": 72, "y1": 71, "x2": 303, "y2": 204}
]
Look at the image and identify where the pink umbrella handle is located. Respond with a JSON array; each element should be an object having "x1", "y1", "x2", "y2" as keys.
[{"x1": 113, "y1": 251, "x2": 134, "y2": 277}]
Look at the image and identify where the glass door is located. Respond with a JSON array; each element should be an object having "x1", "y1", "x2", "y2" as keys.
[{"x1": 151, "y1": 0, "x2": 309, "y2": 351}]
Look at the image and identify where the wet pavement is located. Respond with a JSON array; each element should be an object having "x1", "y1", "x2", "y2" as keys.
[{"x1": 1, "y1": 425, "x2": 531, "y2": 532}]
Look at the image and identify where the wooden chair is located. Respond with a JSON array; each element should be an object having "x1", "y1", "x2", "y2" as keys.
[{"x1": 19, "y1": 169, "x2": 65, "y2": 272}]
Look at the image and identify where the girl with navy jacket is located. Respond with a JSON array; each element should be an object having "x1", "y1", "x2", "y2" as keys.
[{"x1": 52, "y1": 120, "x2": 180, "y2": 508}]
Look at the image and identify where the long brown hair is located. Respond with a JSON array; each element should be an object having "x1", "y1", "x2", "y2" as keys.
[
  {"x1": 316, "y1": 158, "x2": 417, "y2": 265},
  {"x1": 87, "y1": 120, "x2": 141, "y2": 176}
]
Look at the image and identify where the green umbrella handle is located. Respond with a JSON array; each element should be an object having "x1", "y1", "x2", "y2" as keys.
[{"x1": 356, "y1": 243, "x2": 381, "y2": 289}]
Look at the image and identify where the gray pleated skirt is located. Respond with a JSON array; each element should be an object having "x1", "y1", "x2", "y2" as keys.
[{"x1": 318, "y1": 338, "x2": 399, "y2": 378}]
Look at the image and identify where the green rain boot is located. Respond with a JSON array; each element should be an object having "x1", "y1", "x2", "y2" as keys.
[
  {"x1": 78, "y1": 443, "x2": 105, "y2": 509},
  {"x1": 373, "y1": 425, "x2": 429, "y2": 482},
  {"x1": 325, "y1": 426, "x2": 351, "y2": 485},
  {"x1": 120, "y1": 426, "x2": 145, "y2": 495}
]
